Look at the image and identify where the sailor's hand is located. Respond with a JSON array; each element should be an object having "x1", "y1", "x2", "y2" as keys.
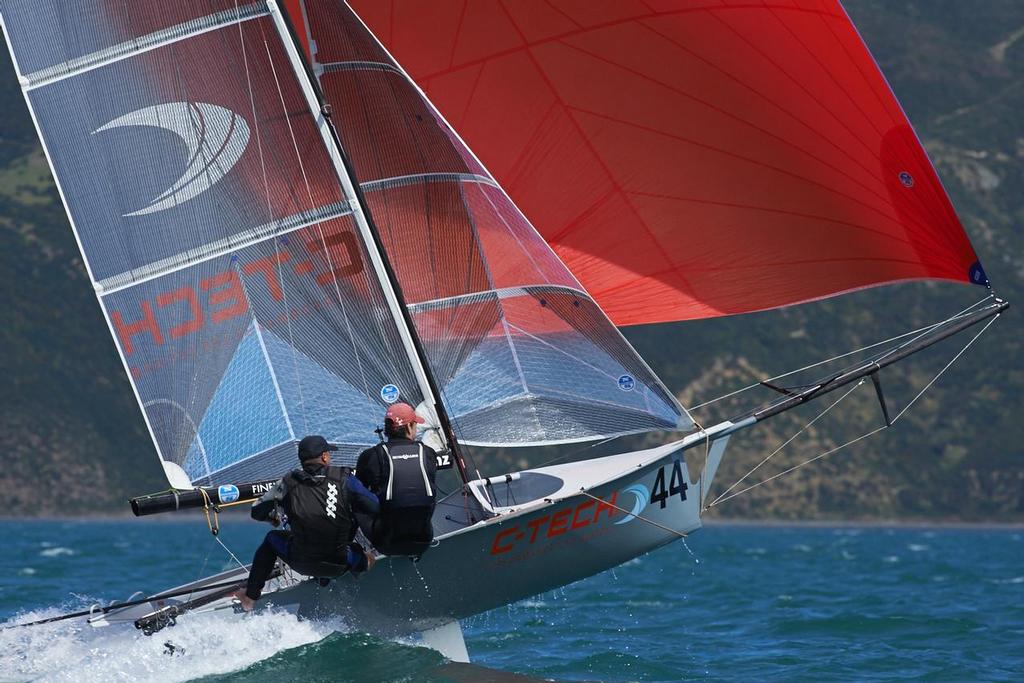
[{"x1": 231, "y1": 589, "x2": 255, "y2": 612}]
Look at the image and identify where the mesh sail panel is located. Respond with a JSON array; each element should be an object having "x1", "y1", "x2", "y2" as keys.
[
  {"x1": 298, "y1": 0, "x2": 692, "y2": 446},
  {"x1": 1, "y1": 2, "x2": 423, "y2": 484}
]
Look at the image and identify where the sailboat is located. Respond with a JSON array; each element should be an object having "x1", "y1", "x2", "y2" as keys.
[{"x1": 1, "y1": 0, "x2": 1006, "y2": 663}]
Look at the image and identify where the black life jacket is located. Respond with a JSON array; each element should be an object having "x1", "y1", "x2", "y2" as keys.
[
  {"x1": 373, "y1": 442, "x2": 436, "y2": 556},
  {"x1": 284, "y1": 465, "x2": 352, "y2": 563},
  {"x1": 380, "y1": 442, "x2": 435, "y2": 511}
]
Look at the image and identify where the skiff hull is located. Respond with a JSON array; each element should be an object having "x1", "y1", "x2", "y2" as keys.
[{"x1": 95, "y1": 433, "x2": 734, "y2": 656}]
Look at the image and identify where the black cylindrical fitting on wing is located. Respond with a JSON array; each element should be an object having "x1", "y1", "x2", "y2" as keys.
[{"x1": 129, "y1": 480, "x2": 279, "y2": 516}]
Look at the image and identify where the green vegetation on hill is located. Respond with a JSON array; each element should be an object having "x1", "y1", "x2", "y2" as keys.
[{"x1": 0, "y1": 1, "x2": 1020, "y2": 518}]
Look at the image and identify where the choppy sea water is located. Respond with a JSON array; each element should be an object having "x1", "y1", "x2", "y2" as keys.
[{"x1": 0, "y1": 520, "x2": 1021, "y2": 682}]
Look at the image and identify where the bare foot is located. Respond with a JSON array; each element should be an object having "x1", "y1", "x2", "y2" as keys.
[
  {"x1": 365, "y1": 552, "x2": 377, "y2": 572},
  {"x1": 232, "y1": 588, "x2": 255, "y2": 612}
]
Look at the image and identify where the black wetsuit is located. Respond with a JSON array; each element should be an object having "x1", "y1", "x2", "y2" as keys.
[
  {"x1": 356, "y1": 438, "x2": 438, "y2": 556},
  {"x1": 245, "y1": 463, "x2": 379, "y2": 601}
]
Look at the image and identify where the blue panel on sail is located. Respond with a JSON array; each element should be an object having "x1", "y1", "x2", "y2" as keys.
[
  {"x1": 96, "y1": 214, "x2": 424, "y2": 485},
  {"x1": 185, "y1": 328, "x2": 291, "y2": 479},
  {"x1": 258, "y1": 325, "x2": 393, "y2": 464}
]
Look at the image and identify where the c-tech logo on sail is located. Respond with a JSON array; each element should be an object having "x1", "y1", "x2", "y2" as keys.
[
  {"x1": 93, "y1": 102, "x2": 250, "y2": 216},
  {"x1": 100, "y1": 102, "x2": 366, "y2": 368}
]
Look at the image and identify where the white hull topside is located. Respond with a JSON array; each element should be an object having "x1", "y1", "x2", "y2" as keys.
[{"x1": 95, "y1": 426, "x2": 737, "y2": 653}]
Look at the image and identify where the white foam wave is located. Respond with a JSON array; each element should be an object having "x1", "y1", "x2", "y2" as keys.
[
  {"x1": 907, "y1": 544, "x2": 930, "y2": 552},
  {"x1": 39, "y1": 547, "x2": 76, "y2": 557},
  {"x1": 0, "y1": 604, "x2": 338, "y2": 682},
  {"x1": 990, "y1": 576, "x2": 1024, "y2": 585},
  {"x1": 518, "y1": 600, "x2": 548, "y2": 609}
]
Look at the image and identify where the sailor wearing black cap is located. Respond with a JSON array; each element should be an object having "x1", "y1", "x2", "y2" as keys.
[{"x1": 234, "y1": 435, "x2": 380, "y2": 611}]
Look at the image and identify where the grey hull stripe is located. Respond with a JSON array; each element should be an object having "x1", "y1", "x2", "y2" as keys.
[
  {"x1": 22, "y1": 3, "x2": 268, "y2": 89},
  {"x1": 360, "y1": 172, "x2": 500, "y2": 193},
  {"x1": 408, "y1": 284, "x2": 592, "y2": 314},
  {"x1": 97, "y1": 199, "x2": 356, "y2": 295}
]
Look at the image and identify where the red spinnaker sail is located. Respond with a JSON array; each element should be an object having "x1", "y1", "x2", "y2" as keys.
[{"x1": 346, "y1": 0, "x2": 985, "y2": 326}]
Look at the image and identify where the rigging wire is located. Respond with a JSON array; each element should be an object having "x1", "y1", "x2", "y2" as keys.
[
  {"x1": 215, "y1": 536, "x2": 249, "y2": 573},
  {"x1": 706, "y1": 426, "x2": 890, "y2": 509},
  {"x1": 263, "y1": 34, "x2": 311, "y2": 431},
  {"x1": 704, "y1": 312, "x2": 1001, "y2": 510},
  {"x1": 531, "y1": 435, "x2": 621, "y2": 470},
  {"x1": 483, "y1": 299, "x2": 992, "y2": 491},
  {"x1": 688, "y1": 294, "x2": 994, "y2": 412},
  {"x1": 577, "y1": 490, "x2": 688, "y2": 540},
  {"x1": 707, "y1": 380, "x2": 867, "y2": 507},
  {"x1": 198, "y1": 488, "x2": 250, "y2": 572}
]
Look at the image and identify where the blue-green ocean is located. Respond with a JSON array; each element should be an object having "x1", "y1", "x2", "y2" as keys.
[{"x1": 0, "y1": 520, "x2": 1020, "y2": 682}]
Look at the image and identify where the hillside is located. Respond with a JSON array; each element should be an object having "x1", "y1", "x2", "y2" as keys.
[{"x1": 0, "y1": 1, "x2": 1021, "y2": 518}]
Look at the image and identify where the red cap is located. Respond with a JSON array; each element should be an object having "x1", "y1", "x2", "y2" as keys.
[{"x1": 385, "y1": 402, "x2": 425, "y2": 427}]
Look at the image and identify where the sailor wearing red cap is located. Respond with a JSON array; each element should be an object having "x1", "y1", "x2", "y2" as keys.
[{"x1": 356, "y1": 402, "x2": 438, "y2": 558}]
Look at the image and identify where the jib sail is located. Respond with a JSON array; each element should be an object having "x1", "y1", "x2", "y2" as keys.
[{"x1": 288, "y1": 0, "x2": 692, "y2": 447}]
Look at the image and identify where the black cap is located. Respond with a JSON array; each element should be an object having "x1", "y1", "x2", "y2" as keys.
[{"x1": 298, "y1": 435, "x2": 338, "y2": 461}]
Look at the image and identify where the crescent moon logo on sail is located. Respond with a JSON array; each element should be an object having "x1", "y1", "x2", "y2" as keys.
[
  {"x1": 93, "y1": 102, "x2": 250, "y2": 217},
  {"x1": 613, "y1": 484, "x2": 649, "y2": 525}
]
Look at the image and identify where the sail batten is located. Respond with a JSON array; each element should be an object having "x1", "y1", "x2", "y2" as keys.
[
  {"x1": 362, "y1": 172, "x2": 500, "y2": 193},
  {"x1": 96, "y1": 200, "x2": 356, "y2": 294},
  {"x1": 320, "y1": 60, "x2": 404, "y2": 76},
  {"x1": 408, "y1": 284, "x2": 592, "y2": 315},
  {"x1": 21, "y1": 3, "x2": 269, "y2": 89}
]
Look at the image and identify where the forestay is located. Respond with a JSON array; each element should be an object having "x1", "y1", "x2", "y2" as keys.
[
  {"x1": 0, "y1": 0, "x2": 425, "y2": 485},
  {"x1": 287, "y1": 0, "x2": 692, "y2": 447}
]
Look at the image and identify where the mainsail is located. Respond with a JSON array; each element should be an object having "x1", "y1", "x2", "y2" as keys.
[
  {"x1": 350, "y1": 0, "x2": 988, "y2": 326},
  {"x1": 0, "y1": 1, "x2": 433, "y2": 485},
  {"x1": 1, "y1": 0, "x2": 692, "y2": 488}
]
